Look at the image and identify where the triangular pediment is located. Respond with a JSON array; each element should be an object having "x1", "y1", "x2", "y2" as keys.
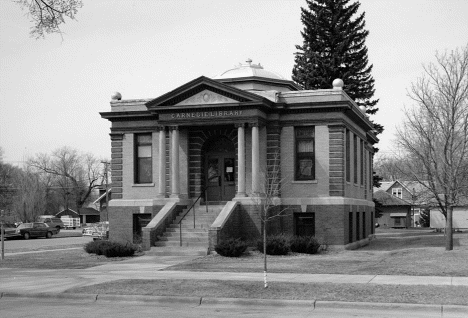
[
  {"x1": 175, "y1": 89, "x2": 238, "y2": 105},
  {"x1": 146, "y1": 76, "x2": 266, "y2": 109}
]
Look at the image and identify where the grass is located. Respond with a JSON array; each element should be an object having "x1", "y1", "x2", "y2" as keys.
[
  {"x1": 66, "y1": 279, "x2": 468, "y2": 306},
  {"x1": 164, "y1": 229, "x2": 468, "y2": 277},
  {"x1": 0, "y1": 248, "x2": 141, "y2": 269}
]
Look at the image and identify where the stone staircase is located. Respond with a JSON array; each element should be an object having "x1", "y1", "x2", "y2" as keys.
[{"x1": 151, "y1": 203, "x2": 226, "y2": 256}]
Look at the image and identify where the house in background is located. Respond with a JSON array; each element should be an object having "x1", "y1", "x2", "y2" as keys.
[
  {"x1": 375, "y1": 180, "x2": 431, "y2": 227},
  {"x1": 373, "y1": 190, "x2": 411, "y2": 228},
  {"x1": 55, "y1": 208, "x2": 100, "y2": 225}
]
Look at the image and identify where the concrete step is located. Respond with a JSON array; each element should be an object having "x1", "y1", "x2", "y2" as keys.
[
  {"x1": 165, "y1": 228, "x2": 209, "y2": 234},
  {"x1": 147, "y1": 246, "x2": 207, "y2": 256},
  {"x1": 154, "y1": 240, "x2": 209, "y2": 248},
  {"x1": 160, "y1": 236, "x2": 208, "y2": 242},
  {"x1": 162, "y1": 230, "x2": 208, "y2": 236},
  {"x1": 168, "y1": 224, "x2": 212, "y2": 229}
]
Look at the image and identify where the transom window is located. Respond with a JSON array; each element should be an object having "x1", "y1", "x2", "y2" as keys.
[
  {"x1": 295, "y1": 127, "x2": 315, "y2": 180},
  {"x1": 135, "y1": 133, "x2": 152, "y2": 184}
]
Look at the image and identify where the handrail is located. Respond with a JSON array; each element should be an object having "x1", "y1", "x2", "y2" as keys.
[{"x1": 178, "y1": 184, "x2": 213, "y2": 247}]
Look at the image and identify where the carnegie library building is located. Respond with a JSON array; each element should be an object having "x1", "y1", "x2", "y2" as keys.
[{"x1": 100, "y1": 59, "x2": 377, "y2": 252}]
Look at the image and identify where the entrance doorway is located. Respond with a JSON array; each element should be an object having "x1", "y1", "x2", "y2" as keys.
[{"x1": 204, "y1": 136, "x2": 236, "y2": 201}]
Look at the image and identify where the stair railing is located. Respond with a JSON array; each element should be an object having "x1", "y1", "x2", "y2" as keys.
[{"x1": 178, "y1": 184, "x2": 213, "y2": 247}]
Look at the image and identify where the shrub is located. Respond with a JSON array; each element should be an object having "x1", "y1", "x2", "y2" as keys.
[
  {"x1": 257, "y1": 234, "x2": 290, "y2": 255},
  {"x1": 289, "y1": 235, "x2": 321, "y2": 254},
  {"x1": 215, "y1": 238, "x2": 248, "y2": 257},
  {"x1": 84, "y1": 240, "x2": 137, "y2": 257}
]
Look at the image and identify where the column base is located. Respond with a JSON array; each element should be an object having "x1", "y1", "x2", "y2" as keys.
[{"x1": 235, "y1": 192, "x2": 247, "y2": 198}]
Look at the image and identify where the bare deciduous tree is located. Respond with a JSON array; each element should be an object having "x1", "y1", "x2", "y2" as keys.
[
  {"x1": 374, "y1": 154, "x2": 407, "y2": 182},
  {"x1": 11, "y1": 167, "x2": 47, "y2": 222},
  {"x1": 27, "y1": 147, "x2": 103, "y2": 214},
  {"x1": 14, "y1": 0, "x2": 83, "y2": 39},
  {"x1": 255, "y1": 151, "x2": 290, "y2": 288},
  {"x1": 396, "y1": 44, "x2": 468, "y2": 250}
]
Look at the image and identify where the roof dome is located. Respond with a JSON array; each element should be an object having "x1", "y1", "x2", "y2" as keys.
[{"x1": 214, "y1": 58, "x2": 285, "y2": 80}]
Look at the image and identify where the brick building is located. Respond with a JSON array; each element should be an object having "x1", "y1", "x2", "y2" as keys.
[{"x1": 100, "y1": 59, "x2": 377, "y2": 252}]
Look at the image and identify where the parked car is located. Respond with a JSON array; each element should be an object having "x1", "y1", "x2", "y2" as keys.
[
  {"x1": 14, "y1": 222, "x2": 59, "y2": 239},
  {"x1": 1, "y1": 223, "x2": 18, "y2": 238},
  {"x1": 36, "y1": 215, "x2": 64, "y2": 233}
]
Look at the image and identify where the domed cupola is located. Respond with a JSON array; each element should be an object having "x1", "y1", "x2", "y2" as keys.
[{"x1": 213, "y1": 58, "x2": 300, "y2": 92}]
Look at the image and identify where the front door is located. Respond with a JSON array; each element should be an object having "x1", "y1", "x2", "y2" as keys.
[{"x1": 205, "y1": 154, "x2": 235, "y2": 201}]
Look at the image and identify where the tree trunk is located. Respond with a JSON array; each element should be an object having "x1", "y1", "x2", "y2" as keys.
[{"x1": 445, "y1": 206, "x2": 453, "y2": 251}]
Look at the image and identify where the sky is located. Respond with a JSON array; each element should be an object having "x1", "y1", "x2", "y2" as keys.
[{"x1": 1, "y1": 0, "x2": 467, "y2": 165}]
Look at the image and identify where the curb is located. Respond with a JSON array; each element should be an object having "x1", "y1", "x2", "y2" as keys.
[
  {"x1": 315, "y1": 301, "x2": 468, "y2": 316},
  {"x1": 1, "y1": 291, "x2": 467, "y2": 315},
  {"x1": 201, "y1": 297, "x2": 315, "y2": 308}
]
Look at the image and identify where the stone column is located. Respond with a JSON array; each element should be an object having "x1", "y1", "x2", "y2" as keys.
[
  {"x1": 251, "y1": 122, "x2": 260, "y2": 195},
  {"x1": 236, "y1": 123, "x2": 246, "y2": 197},
  {"x1": 170, "y1": 126, "x2": 180, "y2": 198},
  {"x1": 157, "y1": 126, "x2": 166, "y2": 198}
]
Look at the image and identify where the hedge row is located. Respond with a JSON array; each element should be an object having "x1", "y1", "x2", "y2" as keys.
[
  {"x1": 84, "y1": 240, "x2": 138, "y2": 257},
  {"x1": 215, "y1": 234, "x2": 323, "y2": 257}
]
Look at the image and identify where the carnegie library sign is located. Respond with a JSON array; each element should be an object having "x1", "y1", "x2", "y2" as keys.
[{"x1": 170, "y1": 110, "x2": 243, "y2": 119}]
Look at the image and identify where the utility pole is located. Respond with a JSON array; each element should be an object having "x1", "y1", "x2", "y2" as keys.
[
  {"x1": 1, "y1": 210, "x2": 4, "y2": 260},
  {"x1": 101, "y1": 161, "x2": 110, "y2": 222}
]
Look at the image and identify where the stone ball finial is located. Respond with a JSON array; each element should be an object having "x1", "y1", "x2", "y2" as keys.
[
  {"x1": 359, "y1": 105, "x2": 366, "y2": 113},
  {"x1": 332, "y1": 78, "x2": 344, "y2": 90},
  {"x1": 111, "y1": 92, "x2": 122, "y2": 101}
]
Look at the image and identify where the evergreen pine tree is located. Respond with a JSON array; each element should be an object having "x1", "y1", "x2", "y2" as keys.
[{"x1": 292, "y1": 0, "x2": 383, "y2": 134}]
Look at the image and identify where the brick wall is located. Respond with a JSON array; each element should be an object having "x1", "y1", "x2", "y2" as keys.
[{"x1": 110, "y1": 133, "x2": 124, "y2": 199}]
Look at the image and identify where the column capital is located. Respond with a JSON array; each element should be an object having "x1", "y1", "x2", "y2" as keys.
[
  {"x1": 235, "y1": 123, "x2": 245, "y2": 128},
  {"x1": 248, "y1": 122, "x2": 259, "y2": 128},
  {"x1": 168, "y1": 125, "x2": 179, "y2": 131},
  {"x1": 156, "y1": 125, "x2": 166, "y2": 132}
]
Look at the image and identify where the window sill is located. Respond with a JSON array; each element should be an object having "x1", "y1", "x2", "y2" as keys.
[
  {"x1": 292, "y1": 180, "x2": 318, "y2": 184},
  {"x1": 132, "y1": 183, "x2": 155, "y2": 187}
]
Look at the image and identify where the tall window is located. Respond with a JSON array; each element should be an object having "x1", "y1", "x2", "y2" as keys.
[
  {"x1": 362, "y1": 212, "x2": 366, "y2": 239},
  {"x1": 360, "y1": 140, "x2": 364, "y2": 185},
  {"x1": 353, "y1": 135, "x2": 358, "y2": 184},
  {"x1": 346, "y1": 129, "x2": 350, "y2": 182},
  {"x1": 135, "y1": 133, "x2": 152, "y2": 183},
  {"x1": 295, "y1": 127, "x2": 315, "y2": 180},
  {"x1": 348, "y1": 212, "x2": 354, "y2": 243},
  {"x1": 356, "y1": 212, "x2": 361, "y2": 240}
]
